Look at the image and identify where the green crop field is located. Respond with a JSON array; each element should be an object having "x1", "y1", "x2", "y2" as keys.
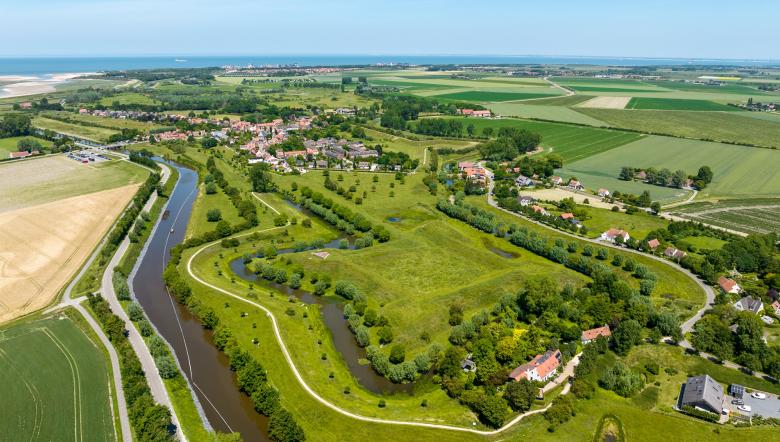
[
  {"x1": 32, "y1": 117, "x2": 119, "y2": 142},
  {"x1": 0, "y1": 136, "x2": 52, "y2": 157},
  {"x1": 625, "y1": 98, "x2": 738, "y2": 111},
  {"x1": 428, "y1": 90, "x2": 559, "y2": 102},
  {"x1": 522, "y1": 95, "x2": 593, "y2": 106},
  {"x1": 558, "y1": 135, "x2": 780, "y2": 203},
  {"x1": 0, "y1": 312, "x2": 116, "y2": 441},
  {"x1": 423, "y1": 117, "x2": 643, "y2": 163},
  {"x1": 485, "y1": 102, "x2": 607, "y2": 125},
  {"x1": 573, "y1": 108, "x2": 780, "y2": 148}
]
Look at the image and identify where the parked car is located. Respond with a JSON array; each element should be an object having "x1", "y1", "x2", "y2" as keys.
[
  {"x1": 731, "y1": 399, "x2": 744, "y2": 405},
  {"x1": 751, "y1": 392, "x2": 767, "y2": 399},
  {"x1": 737, "y1": 405, "x2": 752, "y2": 412}
]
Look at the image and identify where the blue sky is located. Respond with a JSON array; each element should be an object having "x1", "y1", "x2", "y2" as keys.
[{"x1": 2, "y1": 0, "x2": 778, "y2": 59}]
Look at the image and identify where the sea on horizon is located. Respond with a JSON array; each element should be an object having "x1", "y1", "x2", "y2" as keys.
[{"x1": 1, "y1": 55, "x2": 779, "y2": 77}]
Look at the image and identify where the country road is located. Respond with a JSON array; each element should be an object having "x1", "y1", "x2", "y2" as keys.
[
  {"x1": 184, "y1": 203, "x2": 581, "y2": 436},
  {"x1": 480, "y1": 165, "x2": 716, "y2": 338}
]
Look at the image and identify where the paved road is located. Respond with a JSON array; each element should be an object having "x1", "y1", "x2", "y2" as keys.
[
  {"x1": 480, "y1": 165, "x2": 716, "y2": 338},
  {"x1": 184, "y1": 217, "x2": 582, "y2": 436}
]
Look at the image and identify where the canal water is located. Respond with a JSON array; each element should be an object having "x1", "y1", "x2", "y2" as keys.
[{"x1": 131, "y1": 162, "x2": 270, "y2": 440}]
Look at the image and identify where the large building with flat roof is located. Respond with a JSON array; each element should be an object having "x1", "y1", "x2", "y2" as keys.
[{"x1": 680, "y1": 374, "x2": 723, "y2": 414}]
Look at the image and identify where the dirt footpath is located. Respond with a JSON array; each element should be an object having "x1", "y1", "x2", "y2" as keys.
[{"x1": 0, "y1": 185, "x2": 138, "y2": 323}]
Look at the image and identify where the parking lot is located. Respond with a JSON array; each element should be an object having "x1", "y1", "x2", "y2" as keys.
[
  {"x1": 724, "y1": 388, "x2": 780, "y2": 419},
  {"x1": 67, "y1": 149, "x2": 109, "y2": 164}
]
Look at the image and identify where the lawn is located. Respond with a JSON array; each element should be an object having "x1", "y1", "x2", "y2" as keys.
[
  {"x1": 0, "y1": 311, "x2": 116, "y2": 441},
  {"x1": 429, "y1": 90, "x2": 559, "y2": 102},
  {"x1": 679, "y1": 235, "x2": 727, "y2": 250},
  {"x1": 558, "y1": 136, "x2": 780, "y2": 202},
  {"x1": 0, "y1": 136, "x2": 52, "y2": 157},
  {"x1": 573, "y1": 108, "x2": 780, "y2": 149},
  {"x1": 98, "y1": 92, "x2": 159, "y2": 106},
  {"x1": 421, "y1": 117, "x2": 643, "y2": 163},
  {"x1": 32, "y1": 116, "x2": 119, "y2": 142},
  {"x1": 625, "y1": 98, "x2": 738, "y2": 111},
  {"x1": 570, "y1": 205, "x2": 669, "y2": 240}
]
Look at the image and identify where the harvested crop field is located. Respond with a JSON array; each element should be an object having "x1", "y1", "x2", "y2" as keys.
[
  {"x1": 0, "y1": 185, "x2": 138, "y2": 323},
  {"x1": 578, "y1": 96, "x2": 631, "y2": 109}
]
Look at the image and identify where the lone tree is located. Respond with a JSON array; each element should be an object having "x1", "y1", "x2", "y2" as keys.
[{"x1": 250, "y1": 163, "x2": 275, "y2": 192}]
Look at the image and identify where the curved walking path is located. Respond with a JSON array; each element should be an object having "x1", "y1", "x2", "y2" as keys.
[{"x1": 185, "y1": 221, "x2": 578, "y2": 436}]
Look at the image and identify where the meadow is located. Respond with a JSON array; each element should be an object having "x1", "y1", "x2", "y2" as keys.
[
  {"x1": 0, "y1": 136, "x2": 52, "y2": 157},
  {"x1": 424, "y1": 117, "x2": 643, "y2": 163},
  {"x1": 559, "y1": 136, "x2": 780, "y2": 202},
  {"x1": 0, "y1": 155, "x2": 148, "y2": 211},
  {"x1": 0, "y1": 312, "x2": 116, "y2": 441},
  {"x1": 574, "y1": 108, "x2": 780, "y2": 148},
  {"x1": 485, "y1": 102, "x2": 607, "y2": 125},
  {"x1": 42, "y1": 111, "x2": 168, "y2": 131},
  {"x1": 32, "y1": 116, "x2": 119, "y2": 142}
]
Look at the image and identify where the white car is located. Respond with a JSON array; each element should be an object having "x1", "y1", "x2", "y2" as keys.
[
  {"x1": 751, "y1": 392, "x2": 767, "y2": 399},
  {"x1": 737, "y1": 405, "x2": 752, "y2": 412}
]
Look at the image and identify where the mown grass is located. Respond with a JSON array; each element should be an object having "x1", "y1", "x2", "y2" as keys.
[
  {"x1": 574, "y1": 108, "x2": 780, "y2": 148},
  {"x1": 626, "y1": 98, "x2": 738, "y2": 111},
  {"x1": 32, "y1": 116, "x2": 119, "y2": 142},
  {"x1": 546, "y1": 204, "x2": 669, "y2": 240},
  {"x1": 0, "y1": 135, "x2": 52, "y2": 157},
  {"x1": 0, "y1": 311, "x2": 116, "y2": 441}
]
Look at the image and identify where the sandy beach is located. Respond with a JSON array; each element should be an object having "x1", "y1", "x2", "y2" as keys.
[{"x1": 0, "y1": 72, "x2": 97, "y2": 99}]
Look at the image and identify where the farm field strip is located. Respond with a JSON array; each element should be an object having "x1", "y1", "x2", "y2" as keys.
[
  {"x1": 577, "y1": 96, "x2": 631, "y2": 109},
  {"x1": 427, "y1": 90, "x2": 560, "y2": 102},
  {"x1": 625, "y1": 97, "x2": 738, "y2": 111},
  {"x1": 0, "y1": 314, "x2": 115, "y2": 441},
  {"x1": 485, "y1": 102, "x2": 607, "y2": 126}
]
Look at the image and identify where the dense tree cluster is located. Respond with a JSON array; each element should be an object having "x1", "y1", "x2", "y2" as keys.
[
  {"x1": 412, "y1": 118, "x2": 463, "y2": 137},
  {"x1": 0, "y1": 113, "x2": 32, "y2": 137},
  {"x1": 296, "y1": 186, "x2": 390, "y2": 242},
  {"x1": 619, "y1": 165, "x2": 714, "y2": 190},
  {"x1": 207, "y1": 156, "x2": 258, "y2": 228},
  {"x1": 477, "y1": 127, "x2": 542, "y2": 161}
]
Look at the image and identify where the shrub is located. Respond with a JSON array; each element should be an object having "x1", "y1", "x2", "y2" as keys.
[{"x1": 207, "y1": 208, "x2": 222, "y2": 222}]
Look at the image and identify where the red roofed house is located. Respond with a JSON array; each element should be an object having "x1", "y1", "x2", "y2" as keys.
[
  {"x1": 508, "y1": 349, "x2": 562, "y2": 382},
  {"x1": 457, "y1": 161, "x2": 475, "y2": 170},
  {"x1": 9, "y1": 151, "x2": 31, "y2": 159},
  {"x1": 581, "y1": 325, "x2": 611, "y2": 344},
  {"x1": 718, "y1": 276, "x2": 741, "y2": 294},
  {"x1": 598, "y1": 188, "x2": 611, "y2": 198},
  {"x1": 550, "y1": 176, "x2": 563, "y2": 186},
  {"x1": 647, "y1": 239, "x2": 661, "y2": 251},
  {"x1": 458, "y1": 109, "x2": 475, "y2": 116},
  {"x1": 600, "y1": 228, "x2": 630, "y2": 243},
  {"x1": 560, "y1": 212, "x2": 575, "y2": 220},
  {"x1": 531, "y1": 205, "x2": 549, "y2": 216},
  {"x1": 471, "y1": 110, "x2": 491, "y2": 118},
  {"x1": 19, "y1": 101, "x2": 33, "y2": 109},
  {"x1": 463, "y1": 167, "x2": 487, "y2": 181}
]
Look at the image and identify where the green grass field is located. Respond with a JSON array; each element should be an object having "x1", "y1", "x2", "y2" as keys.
[
  {"x1": 0, "y1": 136, "x2": 52, "y2": 157},
  {"x1": 625, "y1": 98, "x2": 738, "y2": 111},
  {"x1": 559, "y1": 136, "x2": 780, "y2": 201},
  {"x1": 32, "y1": 116, "x2": 119, "y2": 142},
  {"x1": 429, "y1": 90, "x2": 559, "y2": 102},
  {"x1": 565, "y1": 205, "x2": 669, "y2": 240},
  {"x1": 98, "y1": 92, "x2": 159, "y2": 106},
  {"x1": 0, "y1": 312, "x2": 116, "y2": 441},
  {"x1": 574, "y1": 108, "x2": 780, "y2": 148},
  {"x1": 679, "y1": 235, "x2": 726, "y2": 250},
  {"x1": 424, "y1": 117, "x2": 643, "y2": 163},
  {"x1": 522, "y1": 94, "x2": 593, "y2": 106},
  {"x1": 0, "y1": 155, "x2": 149, "y2": 211},
  {"x1": 42, "y1": 111, "x2": 167, "y2": 131},
  {"x1": 485, "y1": 102, "x2": 607, "y2": 126}
]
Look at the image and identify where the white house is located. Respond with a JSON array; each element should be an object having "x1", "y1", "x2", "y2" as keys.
[{"x1": 600, "y1": 228, "x2": 630, "y2": 243}]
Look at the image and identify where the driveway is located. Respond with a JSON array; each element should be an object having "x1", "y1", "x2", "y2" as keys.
[{"x1": 725, "y1": 389, "x2": 780, "y2": 419}]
